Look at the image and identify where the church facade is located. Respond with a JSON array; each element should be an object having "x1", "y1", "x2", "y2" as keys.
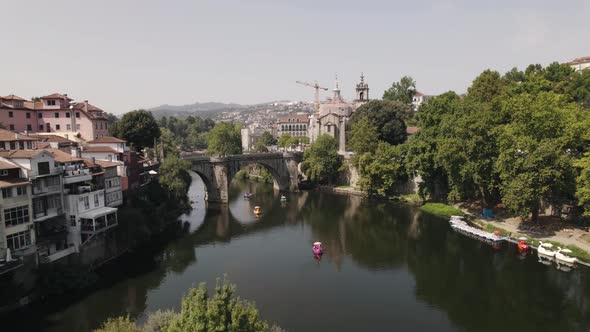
[{"x1": 309, "y1": 74, "x2": 369, "y2": 153}]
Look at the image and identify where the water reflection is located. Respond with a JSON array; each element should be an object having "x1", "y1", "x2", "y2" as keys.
[{"x1": 11, "y1": 178, "x2": 590, "y2": 332}]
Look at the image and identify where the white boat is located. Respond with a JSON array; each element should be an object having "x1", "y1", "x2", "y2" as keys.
[
  {"x1": 555, "y1": 247, "x2": 577, "y2": 264},
  {"x1": 537, "y1": 241, "x2": 556, "y2": 258}
]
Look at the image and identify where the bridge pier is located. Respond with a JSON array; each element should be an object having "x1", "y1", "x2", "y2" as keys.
[{"x1": 186, "y1": 152, "x2": 303, "y2": 204}]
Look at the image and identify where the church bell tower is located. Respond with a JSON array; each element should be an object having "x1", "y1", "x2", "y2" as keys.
[{"x1": 354, "y1": 73, "x2": 369, "y2": 106}]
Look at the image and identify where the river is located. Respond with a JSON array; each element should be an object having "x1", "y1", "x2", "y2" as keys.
[{"x1": 8, "y1": 172, "x2": 590, "y2": 331}]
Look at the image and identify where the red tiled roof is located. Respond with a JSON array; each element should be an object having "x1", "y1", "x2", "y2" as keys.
[
  {"x1": 81, "y1": 146, "x2": 119, "y2": 153},
  {"x1": 406, "y1": 126, "x2": 420, "y2": 135},
  {"x1": 29, "y1": 134, "x2": 75, "y2": 143},
  {"x1": 1, "y1": 94, "x2": 27, "y2": 101},
  {"x1": 0, "y1": 159, "x2": 20, "y2": 170},
  {"x1": 0, "y1": 178, "x2": 30, "y2": 188},
  {"x1": 0, "y1": 129, "x2": 39, "y2": 142},
  {"x1": 88, "y1": 136, "x2": 126, "y2": 144},
  {"x1": 41, "y1": 93, "x2": 71, "y2": 100},
  {"x1": 568, "y1": 56, "x2": 590, "y2": 64},
  {"x1": 414, "y1": 91, "x2": 425, "y2": 97},
  {"x1": 45, "y1": 148, "x2": 85, "y2": 163},
  {"x1": 94, "y1": 159, "x2": 123, "y2": 168},
  {"x1": 3, "y1": 149, "x2": 49, "y2": 159},
  {"x1": 72, "y1": 102, "x2": 104, "y2": 112}
]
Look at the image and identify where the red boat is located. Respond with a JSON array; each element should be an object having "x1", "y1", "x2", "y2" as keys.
[{"x1": 518, "y1": 239, "x2": 530, "y2": 253}]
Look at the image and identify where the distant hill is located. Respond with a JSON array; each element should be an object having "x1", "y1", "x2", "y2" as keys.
[{"x1": 148, "y1": 102, "x2": 248, "y2": 119}]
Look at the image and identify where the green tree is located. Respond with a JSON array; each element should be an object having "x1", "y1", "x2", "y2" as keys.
[
  {"x1": 348, "y1": 116, "x2": 379, "y2": 156},
  {"x1": 286, "y1": 136, "x2": 300, "y2": 150},
  {"x1": 106, "y1": 113, "x2": 118, "y2": 132},
  {"x1": 349, "y1": 100, "x2": 408, "y2": 146},
  {"x1": 467, "y1": 69, "x2": 505, "y2": 103},
  {"x1": 299, "y1": 136, "x2": 310, "y2": 145},
  {"x1": 357, "y1": 142, "x2": 408, "y2": 197},
  {"x1": 207, "y1": 122, "x2": 242, "y2": 156},
  {"x1": 110, "y1": 110, "x2": 161, "y2": 150},
  {"x1": 301, "y1": 135, "x2": 342, "y2": 183},
  {"x1": 167, "y1": 279, "x2": 268, "y2": 332},
  {"x1": 253, "y1": 140, "x2": 269, "y2": 153},
  {"x1": 277, "y1": 133, "x2": 292, "y2": 150},
  {"x1": 574, "y1": 153, "x2": 590, "y2": 216},
  {"x1": 158, "y1": 155, "x2": 191, "y2": 200},
  {"x1": 160, "y1": 128, "x2": 180, "y2": 157},
  {"x1": 95, "y1": 317, "x2": 142, "y2": 332},
  {"x1": 382, "y1": 76, "x2": 416, "y2": 104},
  {"x1": 259, "y1": 131, "x2": 276, "y2": 146}
]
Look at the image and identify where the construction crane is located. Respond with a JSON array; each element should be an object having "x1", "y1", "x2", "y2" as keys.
[{"x1": 296, "y1": 80, "x2": 328, "y2": 114}]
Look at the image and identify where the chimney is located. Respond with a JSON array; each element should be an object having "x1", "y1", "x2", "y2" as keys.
[{"x1": 84, "y1": 100, "x2": 89, "y2": 112}]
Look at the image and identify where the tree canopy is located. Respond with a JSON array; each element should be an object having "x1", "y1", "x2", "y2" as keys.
[
  {"x1": 382, "y1": 76, "x2": 416, "y2": 104},
  {"x1": 110, "y1": 110, "x2": 161, "y2": 150},
  {"x1": 207, "y1": 122, "x2": 242, "y2": 156},
  {"x1": 301, "y1": 135, "x2": 341, "y2": 184},
  {"x1": 349, "y1": 100, "x2": 408, "y2": 146}
]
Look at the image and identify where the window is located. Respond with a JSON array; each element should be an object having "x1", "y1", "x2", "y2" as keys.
[
  {"x1": 47, "y1": 195, "x2": 60, "y2": 209},
  {"x1": 67, "y1": 124, "x2": 71, "y2": 130},
  {"x1": 94, "y1": 194, "x2": 99, "y2": 207},
  {"x1": 16, "y1": 186, "x2": 26, "y2": 196},
  {"x1": 54, "y1": 112, "x2": 59, "y2": 118},
  {"x1": 100, "y1": 122, "x2": 103, "y2": 130},
  {"x1": 9, "y1": 124, "x2": 14, "y2": 130},
  {"x1": 76, "y1": 112, "x2": 80, "y2": 118},
  {"x1": 0, "y1": 170, "x2": 8, "y2": 176},
  {"x1": 26, "y1": 141, "x2": 32, "y2": 149},
  {"x1": 37, "y1": 162, "x2": 50, "y2": 175},
  {"x1": 105, "y1": 123, "x2": 108, "y2": 130},
  {"x1": 19, "y1": 141, "x2": 24, "y2": 150},
  {"x1": 8, "y1": 111, "x2": 13, "y2": 118},
  {"x1": 47, "y1": 100, "x2": 56, "y2": 106},
  {"x1": 39, "y1": 124, "x2": 44, "y2": 130},
  {"x1": 2, "y1": 188, "x2": 12, "y2": 198},
  {"x1": 95, "y1": 123, "x2": 98, "y2": 129},
  {"x1": 26, "y1": 112, "x2": 31, "y2": 119},
  {"x1": 83, "y1": 196, "x2": 90, "y2": 209},
  {"x1": 66, "y1": 112, "x2": 71, "y2": 118},
  {"x1": 4, "y1": 205, "x2": 30, "y2": 227},
  {"x1": 56, "y1": 124, "x2": 60, "y2": 130},
  {"x1": 46, "y1": 176, "x2": 60, "y2": 186},
  {"x1": 6, "y1": 230, "x2": 31, "y2": 250},
  {"x1": 9, "y1": 142, "x2": 15, "y2": 150},
  {"x1": 27, "y1": 124, "x2": 32, "y2": 131},
  {"x1": 38, "y1": 113, "x2": 43, "y2": 119},
  {"x1": 76, "y1": 124, "x2": 80, "y2": 130},
  {"x1": 70, "y1": 215, "x2": 76, "y2": 226}
]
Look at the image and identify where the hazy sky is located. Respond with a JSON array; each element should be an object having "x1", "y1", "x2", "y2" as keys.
[{"x1": 2, "y1": 0, "x2": 589, "y2": 114}]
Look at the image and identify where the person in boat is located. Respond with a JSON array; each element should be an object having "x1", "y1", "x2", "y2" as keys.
[
  {"x1": 280, "y1": 195, "x2": 287, "y2": 201},
  {"x1": 312, "y1": 241, "x2": 323, "y2": 256}
]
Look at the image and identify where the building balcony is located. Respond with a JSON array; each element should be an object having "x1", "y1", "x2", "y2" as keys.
[
  {"x1": 32, "y1": 183, "x2": 62, "y2": 196},
  {"x1": 33, "y1": 207, "x2": 63, "y2": 222},
  {"x1": 79, "y1": 207, "x2": 118, "y2": 234},
  {"x1": 63, "y1": 169, "x2": 92, "y2": 184}
]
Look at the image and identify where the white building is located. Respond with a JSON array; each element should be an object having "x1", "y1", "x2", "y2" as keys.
[
  {"x1": 567, "y1": 56, "x2": 590, "y2": 72},
  {"x1": 412, "y1": 91, "x2": 431, "y2": 112}
]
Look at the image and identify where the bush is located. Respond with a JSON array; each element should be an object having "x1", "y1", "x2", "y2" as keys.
[
  {"x1": 143, "y1": 310, "x2": 178, "y2": 332},
  {"x1": 95, "y1": 317, "x2": 142, "y2": 332}
]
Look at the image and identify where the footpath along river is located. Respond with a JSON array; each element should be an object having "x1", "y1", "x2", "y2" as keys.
[{"x1": 10, "y1": 172, "x2": 590, "y2": 331}]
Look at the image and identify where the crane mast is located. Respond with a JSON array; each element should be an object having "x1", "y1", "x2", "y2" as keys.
[{"x1": 296, "y1": 80, "x2": 328, "y2": 114}]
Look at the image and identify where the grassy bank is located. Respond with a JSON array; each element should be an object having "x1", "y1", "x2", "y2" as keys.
[{"x1": 420, "y1": 203, "x2": 464, "y2": 218}]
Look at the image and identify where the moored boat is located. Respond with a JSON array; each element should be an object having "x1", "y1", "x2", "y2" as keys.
[
  {"x1": 555, "y1": 247, "x2": 577, "y2": 264},
  {"x1": 537, "y1": 241, "x2": 556, "y2": 258}
]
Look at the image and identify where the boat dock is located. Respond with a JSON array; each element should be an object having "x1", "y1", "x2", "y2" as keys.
[{"x1": 449, "y1": 216, "x2": 506, "y2": 243}]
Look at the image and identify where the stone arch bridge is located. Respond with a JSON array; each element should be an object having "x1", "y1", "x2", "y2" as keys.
[{"x1": 182, "y1": 152, "x2": 303, "y2": 203}]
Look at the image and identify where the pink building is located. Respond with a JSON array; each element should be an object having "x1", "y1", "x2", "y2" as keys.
[{"x1": 0, "y1": 93, "x2": 110, "y2": 141}]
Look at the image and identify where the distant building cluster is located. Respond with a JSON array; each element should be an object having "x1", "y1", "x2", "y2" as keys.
[
  {"x1": 0, "y1": 93, "x2": 110, "y2": 142},
  {"x1": 0, "y1": 126, "x2": 156, "y2": 273}
]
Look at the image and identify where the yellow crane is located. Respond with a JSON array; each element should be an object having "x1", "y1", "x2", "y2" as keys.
[{"x1": 296, "y1": 80, "x2": 328, "y2": 114}]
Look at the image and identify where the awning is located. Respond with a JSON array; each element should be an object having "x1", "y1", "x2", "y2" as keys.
[{"x1": 79, "y1": 206, "x2": 118, "y2": 219}]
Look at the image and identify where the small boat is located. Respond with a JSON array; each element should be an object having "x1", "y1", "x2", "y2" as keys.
[
  {"x1": 555, "y1": 247, "x2": 577, "y2": 264},
  {"x1": 537, "y1": 241, "x2": 556, "y2": 258},
  {"x1": 244, "y1": 192, "x2": 253, "y2": 199},
  {"x1": 253, "y1": 206, "x2": 262, "y2": 216},
  {"x1": 280, "y1": 195, "x2": 287, "y2": 202},
  {"x1": 517, "y1": 237, "x2": 530, "y2": 253},
  {"x1": 312, "y1": 241, "x2": 323, "y2": 255}
]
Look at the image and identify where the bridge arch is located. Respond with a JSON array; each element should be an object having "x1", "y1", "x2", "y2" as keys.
[{"x1": 184, "y1": 152, "x2": 302, "y2": 204}]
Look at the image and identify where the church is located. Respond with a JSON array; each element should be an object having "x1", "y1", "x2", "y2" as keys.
[{"x1": 308, "y1": 74, "x2": 369, "y2": 153}]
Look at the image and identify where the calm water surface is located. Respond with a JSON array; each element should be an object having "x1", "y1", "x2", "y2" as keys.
[{"x1": 18, "y1": 173, "x2": 590, "y2": 331}]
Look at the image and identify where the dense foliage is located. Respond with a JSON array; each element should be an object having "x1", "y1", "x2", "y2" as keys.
[
  {"x1": 110, "y1": 110, "x2": 161, "y2": 150},
  {"x1": 158, "y1": 115, "x2": 215, "y2": 151},
  {"x1": 301, "y1": 135, "x2": 342, "y2": 184},
  {"x1": 405, "y1": 63, "x2": 590, "y2": 220},
  {"x1": 207, "y1": 122, "x2": 242, "y2": 156},
  {"x1": 158, "y1": 155, "x2": 192, "y2": 199},
  {"x1": 382, "y1": 76, "x2": 417, "y2": 105},
  {"x1": 349, "y1": 100, "x2": 408, "y2": 146},
  {"x1": 94, "y1": 279, "x2": 284, "y2": 332}
]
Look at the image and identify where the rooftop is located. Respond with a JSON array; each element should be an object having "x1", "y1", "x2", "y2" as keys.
[
  {"x1": 88, "y1": 136, "x2": 126, "y2": 144},
  {"x1": 46, "y1": 148, "x2": 85, "y2": 164},
  {"x1": 0, "y1": 149, "x2": 48, "y2": 159},
  {"x1": 276, "y1": 114, "x2": 309, "y2": 123},
  {"x1": 568, "y1": 56, "x2": 590, "y2": 64},
  {"x1": 1, "y1": 94, "x2": 27, "y2": 101},
  {"x1": 0, "y1": 178, "x2": 30, "y2": 188},
  {"x1": 94, "y1": 160, "x2": 123, "y2": 168},
  {"x1": 41, "y1": 93, "x2": 72, "y2": 100},
  {"x1": 81, "y1": 146, "x2": 119, "y2": 153},
  {"x1": 406, "y1": 126, "x2": 420, "y2": 135},
  {"x1": 0, "y1": 159, "x2": 20, "y2": 170},
  {"x1": 29, "y1": 134, "x2": 75, "y2": 144},
  {"x1": 0, "y1": 129, "x2": 39, "y2": 142}
]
